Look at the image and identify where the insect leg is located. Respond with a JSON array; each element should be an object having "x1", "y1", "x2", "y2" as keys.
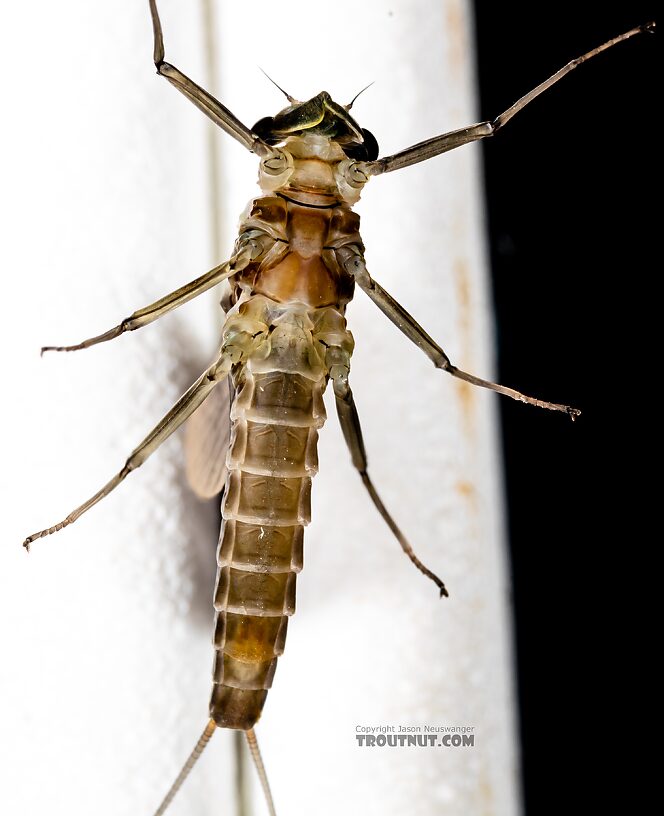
[
  {"x1": 363, "y1": 22, "x2": 654, "y2": 176},
  {"x1": 148, "y1": 0, "x2": 272, "y2": 157},
  {"x1": 331, "y1": 365, "x2": 448, "y2": 597},
  {"x1": 337, "y1": 245, "x2": 581, "y2": 418},
  {"x1": 42, "y1": 233, "x2": 269, "y2": 353},
  {"x1": 23, "y1": 338, "x2": 251, "y2": 549},
  {"x1": 152, "y1": 719, "x2": 217, "y2": 816}
]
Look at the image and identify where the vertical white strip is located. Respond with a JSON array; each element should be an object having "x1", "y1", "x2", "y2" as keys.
[{"x1": 0, "y1": 2, "x2": 519, "y2": 815}]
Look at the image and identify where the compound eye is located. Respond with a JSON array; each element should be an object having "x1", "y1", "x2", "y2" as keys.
[
  {"x1": 360, "y1": 129, "x2": 379, "y2": 161},
  {"x1": 252, "y1": 116, "x2": 281, "y2": 146},
  {"x1": 343, "y1": 128, "x2": 379, "y2": 161}
]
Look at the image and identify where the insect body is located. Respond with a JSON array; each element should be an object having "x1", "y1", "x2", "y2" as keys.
[
  {"x1": 20, "y1": 1, "x2": 654, "y2": 813},
  {"x1": 211, "y1": 202, "x2": 357, "y2": 723}
]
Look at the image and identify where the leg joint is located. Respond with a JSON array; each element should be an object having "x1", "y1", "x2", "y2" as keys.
[
  {"x1": 120, "y1": 460, "x2": 136, "y2": 477},
  {"x1": 434, "y1": 355, "x2": 452, "y2": 371}
]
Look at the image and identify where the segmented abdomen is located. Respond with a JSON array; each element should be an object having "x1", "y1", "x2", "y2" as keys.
[{"x1": 210, "y1": 339, "x2": 327, "y2": 729}]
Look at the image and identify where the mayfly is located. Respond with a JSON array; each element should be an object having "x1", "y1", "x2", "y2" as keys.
[{"x1": 21, "y1": 1, "x2": 654, "y2": 813}]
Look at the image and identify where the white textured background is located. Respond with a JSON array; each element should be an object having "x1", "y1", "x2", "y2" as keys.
[{"x1": 0, "y1": 1, "x2": 519, "y2": 815}]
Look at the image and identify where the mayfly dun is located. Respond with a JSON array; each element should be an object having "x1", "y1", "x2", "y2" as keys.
[{"x1": 12, "y1": 1, "x2": 653, "y2": 814}]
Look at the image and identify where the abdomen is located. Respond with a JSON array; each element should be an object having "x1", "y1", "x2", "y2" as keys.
[{"x1": 210, "y1": 312, "x2": 328, "y2": 729}]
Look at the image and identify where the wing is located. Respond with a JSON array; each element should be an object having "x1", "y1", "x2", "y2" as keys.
[{"x1": 184, "y1": 376, "x2": 232, "y2": 499}]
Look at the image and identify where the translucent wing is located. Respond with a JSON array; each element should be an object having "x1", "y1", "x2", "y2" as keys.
[{"x1": 184, "y1": 376, "x2": 232, "y2": 499}]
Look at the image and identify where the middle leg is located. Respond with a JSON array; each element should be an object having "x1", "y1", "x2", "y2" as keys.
[
  {"x1": 41, "y1": 230, "x2": 272, "y2": 354},
  {"x1": 337, "y1": 245, "x2": 581, "y2": 419}
]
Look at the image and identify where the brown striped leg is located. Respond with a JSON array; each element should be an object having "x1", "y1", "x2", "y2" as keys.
[
  {"x1": 339, "y1": 246, "x2": 581, "y2": 419},
  {"x1": 41, "y1": 239, "x2": 264, "y2": 354},
  {"x1": 332, "y1": 371, "x2": 448, "y2": 597},
  {"x1": 362, "y1": 23, "x2": 654, "y2": 176},
  {"x1": 23, "y1": 351, "x2": 233, "y2": 550},
  {"x1": 148, "y1": 0, "x2": 272, "y2": 157}
]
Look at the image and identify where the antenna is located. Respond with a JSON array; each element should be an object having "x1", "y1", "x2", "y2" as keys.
[
  {"x1": 259, "y1": 68, "x2": 298, "y2": 104},
  {"x1": 346, "y1": 81, "x2": 375, "y2": 110}
]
